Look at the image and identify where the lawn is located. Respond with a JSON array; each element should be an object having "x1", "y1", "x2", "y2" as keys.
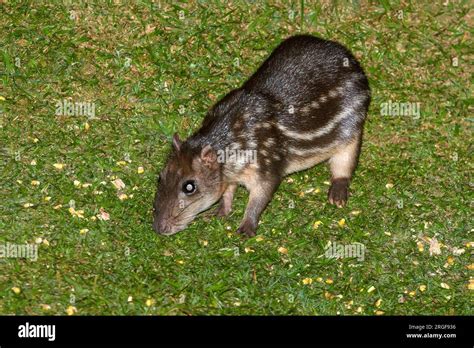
[{"x1": 0, "y1": 0, "x2": 472, "y2": 315}]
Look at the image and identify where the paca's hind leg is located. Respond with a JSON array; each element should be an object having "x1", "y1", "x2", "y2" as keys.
[{"x1": 328, "y1": 137, "x2": 361, "y2": 207}]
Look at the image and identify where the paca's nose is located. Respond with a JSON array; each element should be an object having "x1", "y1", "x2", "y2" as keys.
[
  {"x1": 152, "y1": 219, "x2": 160, "y2": 233},
  {"x1": 153, "y1": 218, "x2": 172, "y2": 235}
]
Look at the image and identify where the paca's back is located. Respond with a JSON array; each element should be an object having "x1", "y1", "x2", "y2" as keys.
[
  {"x1": 244, "y1": 35, "x2": 369, "y2": 106},
  {"x1": 237, "y1": 35, "x2": 370, "y2": 176}
]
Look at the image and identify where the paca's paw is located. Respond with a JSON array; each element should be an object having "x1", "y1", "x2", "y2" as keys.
[
  {"x1": 214, "y1": 203, "x2": 231, "y2": 218},
  {"x1": 328, "y1": 178, "x2": 350, "y2": 208},
  {"x1": 236, "y1": 220, "x2": 257, "y2": 237}
]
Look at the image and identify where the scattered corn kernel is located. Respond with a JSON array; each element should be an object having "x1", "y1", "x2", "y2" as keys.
[
  {"x1": 69, "y1": 207, "x2": 84, "y2": 218},
  {"x1": 111, "y1": 178, "x2": 126, "y2": 190},
  {"x1": 313, "y1": 220, "x2": 323, "y2": 229},
  {"x1": 53, "y1": 163, "x2": 65, "y2": 170},
  {"x1": 440, "y1": 282, "x2": 450, "y2": 289},
  {"x1": 324, "y1": 291, "x2": 334, "y2": 299},
  {"x1": 66, "y1": 306, "x2": 77, "y2": 315}
]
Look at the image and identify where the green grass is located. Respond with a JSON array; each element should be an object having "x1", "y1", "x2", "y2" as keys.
[{"x1": 0, "y1": 0, "x2": 472, "y2": 315}]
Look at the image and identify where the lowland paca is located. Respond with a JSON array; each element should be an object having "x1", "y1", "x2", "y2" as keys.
[{"x1": 153, "y1": 35, "x2": 371, "y2": 236}]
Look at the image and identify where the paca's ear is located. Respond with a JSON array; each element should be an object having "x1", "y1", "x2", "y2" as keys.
[
  {"x1": 172, "y1": 133, "x2": 182, "y2": 152},
  {"x1": 200, "y1": 144, "x2": 217, "y2": 168}
]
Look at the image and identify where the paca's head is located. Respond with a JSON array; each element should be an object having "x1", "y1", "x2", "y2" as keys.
[{"x1": 153, "y1": 134, "x2": 223, "y2": 235}]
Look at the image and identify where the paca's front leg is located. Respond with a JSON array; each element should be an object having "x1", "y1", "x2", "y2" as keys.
[
  {"x1": 237, "y1": 179, "x2": 280, "y2": 237},
  {"x1": 216, "y1": 183, "x2": 237, "y2": 217}
]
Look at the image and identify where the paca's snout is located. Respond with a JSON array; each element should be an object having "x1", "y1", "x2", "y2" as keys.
[
  {"x1": 152, "y1": 212, "x2": 170, "y2": 235},
  {"x1": 153, "y1": 214, "x2": 183, "y2": 236},
  {"x1": 153, "y1": 218, "x2": 169, "y2": 235},
  {"x1": 152, "y1": 219, "x2": 161, "y2": 234}
]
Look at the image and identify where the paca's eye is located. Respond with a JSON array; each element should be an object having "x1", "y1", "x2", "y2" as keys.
[{"x1": 182, "y1": 180, "x2": 196, "y2": 195}]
